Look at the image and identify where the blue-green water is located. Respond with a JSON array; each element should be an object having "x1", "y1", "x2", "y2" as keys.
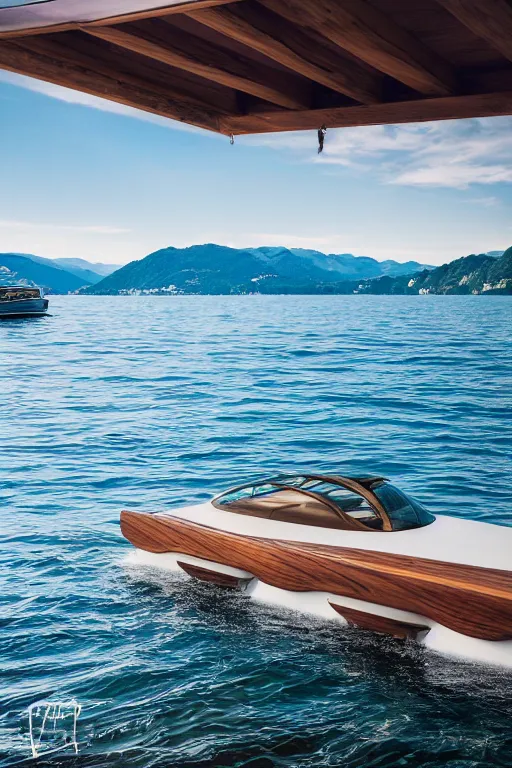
[{"x1": 1, "y1": 295, "x2": 512, "y2": 767}]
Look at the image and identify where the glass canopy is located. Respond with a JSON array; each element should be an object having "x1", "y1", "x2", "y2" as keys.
[{"x1": 213, "y1": 474, "x2": 435, "y2": 533}]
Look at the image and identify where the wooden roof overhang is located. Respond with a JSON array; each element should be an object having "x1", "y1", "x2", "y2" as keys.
[{"x1": 2, "y1": 0, "x2": 512, "y2": 136}]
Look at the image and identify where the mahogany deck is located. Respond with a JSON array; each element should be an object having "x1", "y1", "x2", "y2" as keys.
[
  {"x1": 2, "y1": 0, "x2": 512, "y2": 134},
  {"x1": 120, "y1": 510, "x2": 512, "y2": 642}
]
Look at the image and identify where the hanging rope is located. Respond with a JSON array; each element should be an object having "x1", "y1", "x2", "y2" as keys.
[
  {"x1": 230, "y1": 133, "x2": 235, "y2": 145},
  {"x1": 317, "y1": 125, "x2": 327, "y2": 153}
]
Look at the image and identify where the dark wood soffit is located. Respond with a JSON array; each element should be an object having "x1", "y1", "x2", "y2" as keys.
[
  {"x1": 0, "y1": 41, "x2": 225, "y2": 132},
  {"x1": 260, "y1": 0, "x2": 457, "y2": 97},
  {"x1": 222, "y1": 91, "x2": 512, "y2": 134},
  {"x1": 0, "y1": 0, "x2": 242, "y2": 39},
  {"x1": 186, "y1": 3, "x2": 382, "y2": 104},
  {"x1": 14, "y1": 31, "x2": 240, "y2": 115},
  {"x1": 82, "y1": 23, "x2": 310, "y2": 110},
  {"x1": 436, "y1": 0, "x2": 512, "y2": 64}
]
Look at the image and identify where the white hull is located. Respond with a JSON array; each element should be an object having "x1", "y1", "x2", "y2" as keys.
[{"x1": 125, "y1": 548, "x2": 512, "y2": 669}]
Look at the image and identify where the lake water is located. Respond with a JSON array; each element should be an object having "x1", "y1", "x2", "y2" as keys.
[{"x1": 1, "y1": 295, "x2": 512, "y2": 767}]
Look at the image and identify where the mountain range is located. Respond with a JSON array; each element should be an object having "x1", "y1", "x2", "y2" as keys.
[
  {"x1": 83, "y1": 244, "x2": 432, "y2": 295},
  {"x1": 0, "y1": 253, "x2": 117, "y2": 293},
  {"x1": 356, "y1": 249, "x2": 512, "y2": 296},
  {"x1": 1, "y1": 245, "x2": 511, "y2": 296},
  {"x1": 246, "y1": 249, "x2": 512, "y2": 295},
  {"x1": 84, "y1": 243, "x2": 511, "y2": 296}
]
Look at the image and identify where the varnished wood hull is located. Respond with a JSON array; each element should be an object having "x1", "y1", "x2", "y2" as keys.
[
  {"x1": 120, "y1": 510, "x2": 512, "y2": 643},
  {"x1": 176, "y1": 560, "x2": 252, "y2": 588},
  {"x1": 328, "y1": 602, "x2": 430, "y2": 639}
]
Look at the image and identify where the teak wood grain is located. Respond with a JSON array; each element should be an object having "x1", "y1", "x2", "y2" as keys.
[
  {"x1": 120, "y1": 510, "x2": 512, "y2": 642},
  {"x1": 328, "y1": 602, "x2": 430, "y2": 639}
]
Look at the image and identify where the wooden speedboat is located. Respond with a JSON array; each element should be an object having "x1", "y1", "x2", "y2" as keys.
[
  {"x1": 121, "y1": 474, "x2": 512, "y2": 667},
  {"x1": 0, "y1": 286, "x2": 48, "y2": 318}
]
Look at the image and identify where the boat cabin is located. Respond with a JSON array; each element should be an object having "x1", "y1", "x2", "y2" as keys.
[
  {"x1": 0, "y1": 286, "x2": 43, "y2": 302},
  {"x1": 213, "y1": 474, "x2": 435, "y2": 532}
]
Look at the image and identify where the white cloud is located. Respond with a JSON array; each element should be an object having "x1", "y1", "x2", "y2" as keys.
[
  {"x1": 392, "y1": 163, "x2": 512, "y2": 188},
  {"x1": 244, "y1": 117, "x2": 512, "y2": 189}
]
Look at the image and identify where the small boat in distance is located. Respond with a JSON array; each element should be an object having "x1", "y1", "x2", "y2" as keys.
[
  {"x1": 0, "y1": 285, "x2": 49, "y2": 318},
  {"x1": 121, "y1": 473, "x2": 512, "y2": 668}
]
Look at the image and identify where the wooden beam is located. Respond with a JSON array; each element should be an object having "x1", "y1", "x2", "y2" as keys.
[
  {"x1": 436, "y1": 0, "x2": 512, "y2": 64},
  {"x1": 259, "y1": 0, "x2": 458, "y2": 97},
  {"x1": 0, "y1": 41, "x2": 224, "y2": 132},
  {"x1": 187, "y1": 3, "x2": 382, "y2": 104},
  {"x1": 15, "y1": 31, "x2": 239, "y2": 115},
  {"x1": 82, "y1": 23, "x2": 309, "y2": 109},
  {"x1": 221, "y1": 91, "x2": 512, "y2": 134},
  {"x1": 0, "y1": 0, "x2": 242, "y2": 40},
  {"x1": 89, "y1": 0, "x2": 243, "y2": 27}
]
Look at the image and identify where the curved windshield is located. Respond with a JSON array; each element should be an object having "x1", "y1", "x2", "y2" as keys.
[
  {"x1": 273, "y1": 475, "x2": 383, "y2": 529},
  {"x1": 213, "y1": 475, "x2": 435, "y2": 532},
  {"x1": 371, "y1": 482, "x2": 435, "y2": 531},
  {"x1": 213, "y1": 475, "x2": 384, "y2": 530}
]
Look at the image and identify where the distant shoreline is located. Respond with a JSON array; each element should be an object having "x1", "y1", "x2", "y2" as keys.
[{"x1": 52, "y1": 292, "x2": 512, "y2": 298}]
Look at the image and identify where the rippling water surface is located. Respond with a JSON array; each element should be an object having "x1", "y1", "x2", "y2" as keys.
[{"x1": 1, "y1": 295, "x2": 512, "y2": 767}]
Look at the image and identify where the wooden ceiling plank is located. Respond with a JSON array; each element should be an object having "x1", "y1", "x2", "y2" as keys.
[
  {"x1": 0, "y1": 41, "x2": 223, "y2": 132},
  {"x1": 260, "y1": 0, "x2": 458, "y2": 97},
  {"x1": 15, "y1": 32, "x2": 238, "y2": 115},
  {"x1": 0, "y1": 23, "x2": 77, "y2": 39},
  {"x1": 221, "y1": 91, "x2": 512, "y2": 134},
  {"x1": 0, "y1": 0, "x2": 241, "y2": 40},
  {"x1": 436, "y1": 0, "x2": 512, "y2": 63},
  {"x1": 186, "y1": 3, "x2": 382, "y2": 104},
  {"x1": 82, "y1": 24, "x2": 309, "y2": 109},
  {"x1": 89, "y1": 0, "x2": 243, "y2": 26}
]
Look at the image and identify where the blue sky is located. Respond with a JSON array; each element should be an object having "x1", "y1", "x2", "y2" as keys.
[{"x1": 1, "y1": 70, "x2": 512, "y2": 266}]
